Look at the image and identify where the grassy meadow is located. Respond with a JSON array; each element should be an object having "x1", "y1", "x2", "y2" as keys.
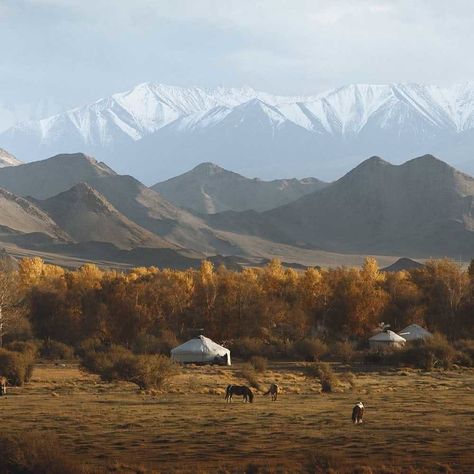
[{"x1": 1, "y1": 361, "x2": 473, "y2": 473}]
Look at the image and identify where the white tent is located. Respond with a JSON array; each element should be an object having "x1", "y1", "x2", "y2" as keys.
[
  {"x1": 399, "y1": 324, "x2": 432, "y2": 342},
  {"x1": 369, "y1": 330, "x2": 406, "y2": 349},
  {"x1": 170, "y1": 335, "x2": 231, "y2": 365}
]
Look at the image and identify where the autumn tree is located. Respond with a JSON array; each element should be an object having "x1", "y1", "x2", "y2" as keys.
[
  {"x1": 383, "y1": 270, "x2": 425, "y2": 330},
  {"x1": 0, "y1": 261, "x2": 25, "y2": 347},
  {"x1": 412, "y1": 259, "x2": 469, "y2": 336}
]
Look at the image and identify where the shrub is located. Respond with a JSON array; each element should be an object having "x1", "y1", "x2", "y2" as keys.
[
  {"x1": 3, "y1": 318, "x2": 33, "y2": 344},
  {"x1": 292, "y1": 338, "x2": 328, "y2": 361},
  {"x1": 76, "y1": 337, "x2": 104, "y2": 359},
  {"x1": 333, "y1": 341, "x2": 356, "y2": 364},
  {"x1": 40, "y1": 340, "x2": 75, "y2": 360},
  {"x1": 454, "y1": 339, "x2": 474, "y2": 366},
  {"x1": 364, "y1": 346, "x2": 400, "y2": 366},
  {"x1": 307, "y1": 362, "x2": 338, "y2": 392},
  {"x1": 249, "y1": 356, "x2": 267, "y2": 373},
  {"x1": 5, "y1": 340, "x2": 40, "y2": 357},
  {"x1": 239, "y1": 363, "x2": 261, "y2": 390},
  {"x1": 0, "y1": 347, "x2": 36, "y2": 386},
  {"x1": 229, "y1": 337, "x2": 266, "y2": 359},
  {"x1": 0, "y1": 432, "x2": 84, "y2": 474},
  {"x1": 81, "y1": 345, "x2": 178, "y2": 389},
  {"x1": 400, "y1": 334, "x2": 456, "y2": 370},
  {"x1": 132, "y1": 330, "x2": 179, "y2": 355},
  {"x1": 80, "y1": 344, "x2": 134, "y2": 380}
]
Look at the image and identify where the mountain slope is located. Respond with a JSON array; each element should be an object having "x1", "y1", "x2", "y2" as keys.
[
  {"x1": 261, "y1": 154, "x2": 474, "y2": 258},
  {"x1": 0, "y1": 153, "x2": 115, "y2": 199},
  {"x1": 0, "y1": 148, "x2": 21, "y2": 167},
  {"x1": 152, "y1": 162, "x2": 327, "y2": 213},
  {"x1": 0, "y1": 188, "x2": 68, "y2": 241},
  {"x1": 36, "y1": 183, "x2": 175, "y2": 250},
  {"x1": 5, "y1": 82, "x2": 474, "y2": 181},
  {"x1": 0, "y1": 153, "x2": 250, "y2": 254}
]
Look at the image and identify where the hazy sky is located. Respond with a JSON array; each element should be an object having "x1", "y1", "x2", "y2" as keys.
[{"x1": 2, "y1": 0, "x2": 474, "y2": 125}]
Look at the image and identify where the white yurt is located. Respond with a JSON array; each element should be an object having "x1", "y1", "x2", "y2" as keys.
[
  {"x1": 398, "y1": 324, "x2": 432, "y2": 342},
  {"x1": 170, "y1": 335, "x2": 231, "y2": 365},
  {"x1": 369, "y1": 330, "x2": 406, "y2": 349}
]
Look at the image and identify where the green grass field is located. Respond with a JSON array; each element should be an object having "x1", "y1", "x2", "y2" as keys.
[{"x1": 1, "y1": 362, "x2": 473, "y2": 473}]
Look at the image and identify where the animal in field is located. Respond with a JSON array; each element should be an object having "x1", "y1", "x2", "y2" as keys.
[
  {"x1": 352, "y1": 401, "x2": 364, "y2": 424},
  {"x1": 0, "y1": 377, "x2": 7, "y2": 396},
  {"x1": 225, "y1": 384, "x2": 254, "y2": 403},
  {"x1": 263, "y1": 383, "x2": 279, "y2": 401}
]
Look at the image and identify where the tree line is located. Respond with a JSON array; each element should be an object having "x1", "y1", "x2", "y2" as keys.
[{"x1": 0, "y1": 256, "x2": 471, "y2": 350}]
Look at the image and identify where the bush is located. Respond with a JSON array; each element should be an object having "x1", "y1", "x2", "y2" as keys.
[
  {"x1": 76, "y1": 337, "x2": 104, "y2": 359},
  {"x1": 307, "y1": 362, "x2": 338, "y2": 392},
  {"x1": 0, "y1": 432, "x2": 84, "y2": 474},
  {"x1": 3, "y1": 318, "x2": 33, "y2": 344},
  {"x1": 249, "y1": 356, "x2": 267, "y2": 372},
  {"x1": 0, "y1": 347, "x2": 36, "y2": 386},
  {"x1": 239, "y1": 363, "x2": 261, "y2": 390},
  {"x1": 40, "y1": 340, "x2": 75, "y2": 360},
  {"x1": 132, "y1": 330, "x2": 179, "y2": 355},
  {"x1": 229, "y1": 337, "x2": 266, "y2": 359},
  {"x1": 80, "y1": 345, "x2": 178, "y2": 389},
  {"x1": 80, "y1": 344, "x2": 134, "y2": 380},
  {"x1": 292, "y1": 338, "x2": 328, "y2": 361},
  {"x1": 454, "y1": 339, "x2": 474, "y2": 367},
  {"x1": 5, "y1": 340, "x2": 40, "y2": 357},
  {"x1": 333, "y1": 341, "x2": 356, "y2": 364},
  {"x1": 400, "y1": 334, "x2": 456, "y2": 370}
]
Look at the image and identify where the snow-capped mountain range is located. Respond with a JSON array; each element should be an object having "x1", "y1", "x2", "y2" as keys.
[{"x1": 2, "y1": 82, "x2": 474, "y2": 183}]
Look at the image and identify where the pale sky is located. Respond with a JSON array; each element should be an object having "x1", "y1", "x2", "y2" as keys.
[{"x1": 2, "y1": 0, "x2": 474, "y2": 127}]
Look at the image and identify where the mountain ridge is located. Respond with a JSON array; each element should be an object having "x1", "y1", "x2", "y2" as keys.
[
  {"x1": 5, "y1": 82, "x2": 474, "y2": 182},
  {"x1": 36, "y1": 182, "x2": 176, "y2": 250},
  {"x1": 152, "y1": 162, "x2": 327, "y2": 213}
]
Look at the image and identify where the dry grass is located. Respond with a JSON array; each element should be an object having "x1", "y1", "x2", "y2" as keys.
[{"x1": 0, "y1": 362, "x2": 473, "y2": 472}]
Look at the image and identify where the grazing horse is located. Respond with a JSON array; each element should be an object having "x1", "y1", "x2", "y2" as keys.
[
  {"x1": 263, "y1": 383, "x2": 279, "y2": 401},
  {"x1": 225, "y1": 385, "x2": 254, "y2": 403},
  {"x1": 0, "y1": 377, "x2": 7, "y2": 396},
  {"x1": 352, "y1": 401, "x2": 364, "y2": 424}
]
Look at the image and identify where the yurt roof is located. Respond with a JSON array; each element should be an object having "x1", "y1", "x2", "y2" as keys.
[
  {"x1": 369, "y1": 330, "x2": 406, "y2": 342},
  {"x1": 399, "y1": 324, "x2": 432, "y2": 336},
  {"x1": 170, "y1": 335, "x2": 229, "y2": 355}
]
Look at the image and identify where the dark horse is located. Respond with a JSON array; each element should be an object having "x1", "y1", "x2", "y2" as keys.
[{"x1": 225, "y1": 384, "x2": 254, "y2": 403}]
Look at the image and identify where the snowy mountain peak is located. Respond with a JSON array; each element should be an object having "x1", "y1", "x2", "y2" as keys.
[{"x1": 4, "y1": 81, "x2": 474, "y2": 182}]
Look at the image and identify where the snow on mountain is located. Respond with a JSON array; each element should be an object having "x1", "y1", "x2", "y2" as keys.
[
  {"x1": 0, "y1": 148, "x2": 22, "y2": 167},
  {"x1": 3, "y1": 81, "x2": 474, "y2": 182}
]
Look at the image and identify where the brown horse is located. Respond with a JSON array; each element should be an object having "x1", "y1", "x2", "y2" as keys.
[
  {"x1": 263, "y1": 383, "x2": 279, "y2": 401},
  {"x1": 225, "y1": 385, "x2": 254, "y2": 403},
  {"x1": 0, "y1": 377, "x2": 7, "y2": 396},
  {"x1": 352, "y1": 401, "x2": 364, "y2": 424}
]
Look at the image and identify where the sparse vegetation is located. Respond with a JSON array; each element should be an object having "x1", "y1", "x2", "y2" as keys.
[{"x1": 0, "y1": 432, "x2": 84, "y2": 474}]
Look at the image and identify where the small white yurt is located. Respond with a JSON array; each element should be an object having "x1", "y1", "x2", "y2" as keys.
[
  {"x1": 369, "y1": 330, "x2": 406, "y2": 349},
  {"x1": 399, "y1": 324, "x2": 432, "y2": 342},
  {"x1": 170, "y1": 335, "x2": 231, "y2": 365}
]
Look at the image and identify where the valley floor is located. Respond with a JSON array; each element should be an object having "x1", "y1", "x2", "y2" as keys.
[{"x1": 1, "y1": 363, "x2": 473, "y2": 472}]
